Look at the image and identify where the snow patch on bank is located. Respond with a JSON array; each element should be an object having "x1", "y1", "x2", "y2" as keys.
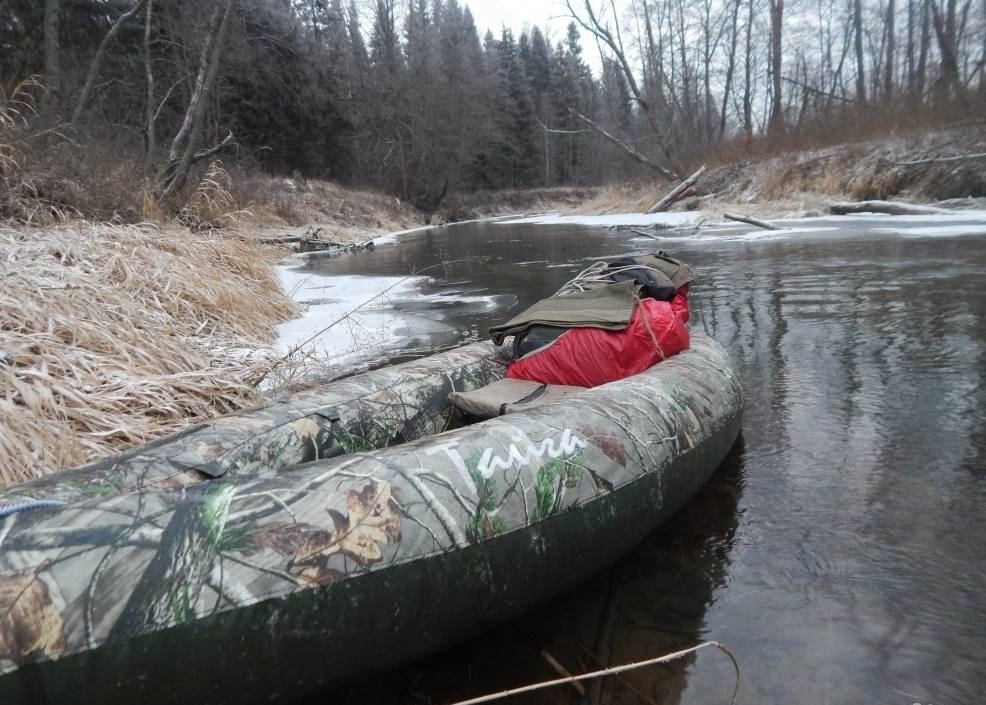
[
  {"x1": 274, "y1": 265, "x2": 505, "y2": 376},
  {"x1": 275, "y1": 268, "x2": 425, "y2": 363}
]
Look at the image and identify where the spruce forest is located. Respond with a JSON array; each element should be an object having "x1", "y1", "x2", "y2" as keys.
[{"x1": 2, "y1": 0, "x2": 986, "y2": 215}]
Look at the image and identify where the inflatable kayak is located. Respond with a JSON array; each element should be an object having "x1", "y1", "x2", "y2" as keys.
[{"x1": 0, "y1": 332, "x2": 741, "y2": 705}]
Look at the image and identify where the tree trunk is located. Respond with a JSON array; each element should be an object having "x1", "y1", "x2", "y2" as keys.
[
  {"x1": 743, "y1": 0, "x2": 754, "y2": 135},
  {"x1": 853, "y1": 0, "x2": 867, "y2": 105},
  {"x1": 884, "y1": 0, "x2": 896, "y2": 102},
  {"x1": 71, "y1": 0, "x2": 150, "y2": 124},
  {"x1": 929, "y1": 0, "x2": 965, "y2": 102},
  {"x1": 144, "y1": 0, "x2": 155, "y2": 166},
  {"x1": 718, "y1": 0, "x2": 740, "y2": 142},
  {"x1": 43, "y1": 0, "x2": 60, "y2": 101},
  {"x1": 906, "y1": 0, "x2": 916, "y2": 101},
  {"x1": 768, "y1": 0, "x2": 784, "y2": 135},
  {"x1": 917, "y1": 0, "x2": 931, "y2": 99},
  {"x1": 159, "y1": 0, "x2": 235, "y2": 202}
]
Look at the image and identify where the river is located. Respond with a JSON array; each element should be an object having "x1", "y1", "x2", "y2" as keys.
[{"x1": 291, "y1": 213, "x2": 986, "y2": 705}]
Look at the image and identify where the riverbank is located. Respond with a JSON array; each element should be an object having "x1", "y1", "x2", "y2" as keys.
[
  {"x1": 583, "y1": 122, "x2": 986, "y2": 222},
  {"x1": 3, "y1": 124, "x2": 984, "y2": 486},
  {"x1": 0, "y1": 184, "x2": 594, "y2": 486}
]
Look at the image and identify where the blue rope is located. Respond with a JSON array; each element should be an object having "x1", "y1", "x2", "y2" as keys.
[{"x1": 0, "y1": 500, "x2": 66, "y2": 519}]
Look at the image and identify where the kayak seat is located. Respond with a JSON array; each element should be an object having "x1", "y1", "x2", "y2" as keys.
[{"x1": 448, "y1": 378, "x2": 587, "y2": 420}]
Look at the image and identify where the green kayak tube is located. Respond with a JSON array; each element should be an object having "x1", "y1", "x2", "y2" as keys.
[
  {"x1": 0, "y1": 332, "x2": 742, "y2": 705},
  {"x1": 0, "y1": 342, "x2": 507, "y2": 506}
]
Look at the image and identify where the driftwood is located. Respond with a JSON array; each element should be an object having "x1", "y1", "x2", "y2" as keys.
[
  {"x1": 255, "y1": 226, "x2": 376, "y2": 255},
  {"x1": 300, "y1": 240, "x2": 376, "y2": 258},
  {"x1": 257, "y1": 235, "x2": 302, "y2": 245},
  {"x1": 647, "y1": 164, "x2": 707, "y2": 213},
  {"x1": 828, "y1": 200, "x2": 950, "y2": 216},
  {"x1": 723, "y1": 212, "x2": 783, "y2": 230}
]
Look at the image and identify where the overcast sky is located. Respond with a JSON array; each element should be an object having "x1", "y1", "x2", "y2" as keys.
[
  {"x1": 467, "y1": 0, "x2": 570, "y2": 38},
  {"x1": 466, "y1": 0, "x2": 606, "y2": 72}
]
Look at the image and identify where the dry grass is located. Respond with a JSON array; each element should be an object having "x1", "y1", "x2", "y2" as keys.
[
  {"x1": 0, "y1": 223, "x2": 297, "y2": 487},
  {"x1": 577, "y1": 123, "x2": 986, "y2": 222},
  {"x1": 231, "y1": 172, "x2": 426, "y2": 241}
]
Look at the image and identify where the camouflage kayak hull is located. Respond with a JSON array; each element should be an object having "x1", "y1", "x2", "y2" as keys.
[
  {"x1": 0, "y1": 333, "x2": 742, "y2": 705},
  {"x1": 0, "y1": 342, "x2": 509, "y2": 507}
]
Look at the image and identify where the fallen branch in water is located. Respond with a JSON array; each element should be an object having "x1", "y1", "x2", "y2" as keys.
[
  {"x1": 441, "y1": 640, "x2": 739, "y2": 705},
  {"x1": 724, "y1": 212, "x2": 783, "y2": 230},
  {"x1": 828, "y1": 200, "x2": 950, "y2": 216}
]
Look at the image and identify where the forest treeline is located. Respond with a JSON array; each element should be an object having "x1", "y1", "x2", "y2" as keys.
[{"x1": 2, "y1": 0, "x2": 986, "y2": 214}]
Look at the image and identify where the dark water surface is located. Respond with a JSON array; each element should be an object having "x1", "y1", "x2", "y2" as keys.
[{"x1": 303, "y1": 218, "x2": 986, "y2": 705}]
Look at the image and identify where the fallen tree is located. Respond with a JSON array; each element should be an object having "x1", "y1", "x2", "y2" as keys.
[{"x1": 827, "y1": 200, "x2": 951, "y2": 216}]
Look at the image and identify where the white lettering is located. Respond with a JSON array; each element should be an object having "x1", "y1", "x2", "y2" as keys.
[
  {"x1": 425, "y1": 430, "x2": 589, "y2": 497},
  {"x1": 476, "y1": 428, "x2": 588, "y2": 481},
  {"x1": 425, "y1": 441, "x2": 477, "y2": 494}
]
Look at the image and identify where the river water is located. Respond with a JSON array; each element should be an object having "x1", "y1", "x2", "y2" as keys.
[{"x1": 294, "y1": 214, "x2": 986, "y2": 705}]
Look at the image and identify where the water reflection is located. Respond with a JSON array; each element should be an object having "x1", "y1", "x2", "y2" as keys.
[{"x1": 300, "y1": 220, "x2": 986, "y2": 704}]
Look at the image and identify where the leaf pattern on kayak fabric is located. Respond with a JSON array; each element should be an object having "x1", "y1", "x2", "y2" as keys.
[
  {"x1": 243, "y1": 522, "x2": 332, "y2": 558},
  {"x1": 0, "y1": 569, "x2": 66, "y2": 665},
  {"x1": 292, "y1": 480, "x2": 403, "y2": 568}
]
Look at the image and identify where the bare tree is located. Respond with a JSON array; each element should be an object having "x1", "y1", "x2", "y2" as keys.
[
  {"x1": 742, "y1": 0, "x2": 756, "y2": 135},
  {"x1": 566, "y1": 0, "x2": 679, "y2": 177},
  {"x1": 853, "y1": 0, "x2": 867, "y2": 104},
  {"x1": 43, "y1": 0, "x2": 60, "y2": 100},
  {"x1": 768, "y1": 0, "x2": 784, "y2": 134},
  {"x1": 719, "y1": 0, "x2": 742, "y2": 140},
  {"x1": 884, "y1": 0, "x2": 897, "y2": 102},
  {"x1": 144, "y1": 0, "x2": 155, "y2": 164},
  {"x1": 158, "y1": 0, "x2": 235, "y2": 201},
  {"x1": 71, "y1": 0, "x2": 150, "y2": 124},
  {"x1": 929, "y1": 0, "x2": 968, "y2": 102}
]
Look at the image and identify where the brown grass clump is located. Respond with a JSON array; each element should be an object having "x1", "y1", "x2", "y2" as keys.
[{"x1": 0, "y1": 223, "x2": 297, "y2": 487}]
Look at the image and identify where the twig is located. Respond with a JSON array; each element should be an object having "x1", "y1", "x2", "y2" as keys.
[
  {"x1": 535, "y1": 116, "x2": 590, "y2": 135},
  {"x1": 629, "y1": 228, "x2": 663, "y2": 240},
  {"x1": 647, "y1": 164, "x2": 707, "y2": 213},
  {"x1": 723, "y1": 212, "x2": 783, "y2": 230},
  {"x1": 441, "y1": 641, "x2": 739, "y2": 705}
]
